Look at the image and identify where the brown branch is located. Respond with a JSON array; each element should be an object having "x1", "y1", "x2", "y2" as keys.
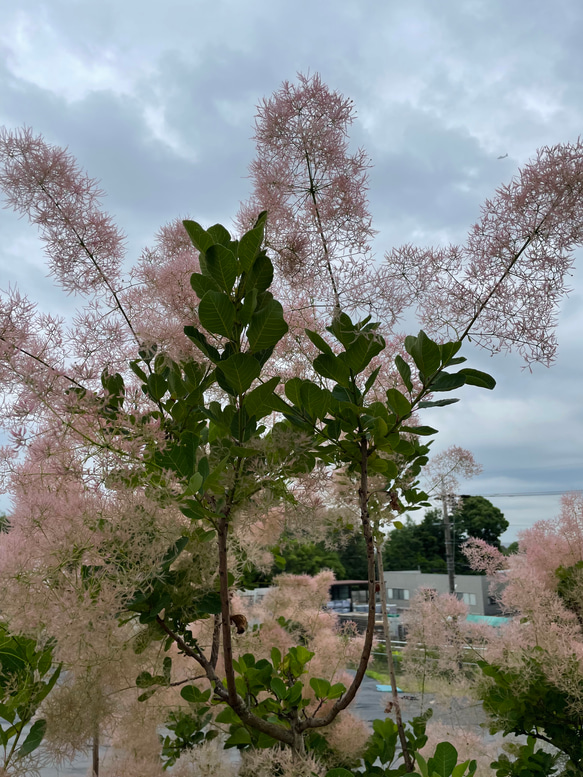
[
  {"x1": 210, "y1": 613, "x2": 221, "y2": 670},
  {"x1": 217, "y1": 514, "x2": 237, "y2": 707},
  {"x1": 37, "y1": 180, "x2": 142, "y2": 348},
  {"x1": 304, "y1": 151, "x2": 341, "y2": 309},
  {"x1": 301, "y1": 437, "x2": 376, "y2": 731},
  {"x1": 155, "y1": 614, "x2": 295, "y2": 745}
]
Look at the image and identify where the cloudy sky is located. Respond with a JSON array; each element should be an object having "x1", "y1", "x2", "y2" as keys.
[{"x1": 1, "y1": 0, "x2": 582, "y2": 542}]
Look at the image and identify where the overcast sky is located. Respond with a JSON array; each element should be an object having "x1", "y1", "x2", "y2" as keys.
[{"x1": 1, "y1": 0, "x2": 582, "y2": 542}]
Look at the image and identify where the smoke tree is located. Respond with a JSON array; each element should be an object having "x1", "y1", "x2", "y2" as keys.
[
  {"x1": 403, "y1": 494, "x2": 583, "y2": 775},
  {"x1": 0, "y1": 72, "x2": 581, "y2": 769}
]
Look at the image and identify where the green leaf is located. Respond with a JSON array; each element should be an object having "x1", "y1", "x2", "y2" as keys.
[
  {"x1": 137, "y1": 688, "x2": 158, "y2": 702},
  {"x1": 216, "y1": 353, "x2": 261, "y2": 394},
  {"x1": 247, "y1": 299, "x2": 288, "y2": 351},
  {"x1": 416, "y1": 752, "x2": 429, "y2": 777},
  {"x1": 183, "y1": 326, "x2": 221, "y2": 362},
  {"x1": 418, "y1": 398, "x2": 460, "y2": 408},
  {"x1": 215, "y1": 707, "x2": 240, "y2": 725},
  {"x1": 457, "y1": 368, "x2": 496, "y2": 390},
  {"x1": 286, "y1": 681, "x2": 304, "y2": 706},
  {"x1": 136, "y1": 671, "x2": 154, "y2": 688},
  {"x1": 363, "y1": 366, "x2": 381, "y2": 397},
  {"x1": 238, "y1": 225, "x2": 264, "y2": 272},
  {"x1": 190, "y1": 272, "x2": 221, "y2": 298},
  {"x1": 405, "y1": 331, "x2": 441, "y2": 378},
  {"x1": 394, "y1": 354, "x2": 413, "y2": 392},
  {"x1": 452, "y1": 760, "x2": 472, "y2": 777},
  {"x1": 305, "y1": 329, "x2": 334, "y2": 356},
  {"x1": 183, "y1": 220, "x2": 214, "y2": 253},
  {"x1": 385, "y1": 388, "x2": 412, "y2": 417},
  {"x1": 205, "y1": 244, "x2": 237, "y2": 293},
  {"x1": 324, "y1": 769, "x2": 355, "y2": 777},
  {"x1": 313, "y1": 353, "x2": 351, "y2": 387},
  {"x1": 196, "y1": 591, "x2": 222, "y2": 615},
  {"x1": 310, "y1": 677, "x2": 331, "y2": 698},
  {"x1": 239, "y1": 288, "x2": 258, "y2": 326},
  {"x1": 429, "y1": 741, "x2": 458, "y2": 777},
  {"x1": 327, "y1": 311, "x2": 357, "y2": 348},
  {"x1": 327, "y1": 682, "x2": 346, "y2": 699},
  {"x1": 439, "y1": 340, "x2": 463, "y2": 364},
  {"x1": 270, "y1": 677, "x2": 287, "y2": 698},
  {"x1": 271, "y1": 647, "x2": 282, "y2": 668},
  {"x1": 300, "y1": 382, "x2": 331, "y2": 419},
  {"x1": 284, "y1": 378, "x2": 303, "y2": 407},
  {"x1": 244, "y1": 377, "x2": 287, "y2": 419},
  {"x1": 18, "y1": 719, "x2": 46, "y2": 756},
  {"x1": 198, "y1": 291, "x2": 235, "y2": 338},
  {"x1": 207, "y1": 223, "x2": 232, "y2": 245},
  {"x1": 429, "y1": 372, "x2": 466, "y2": 392},
  {"x1": 129, "y1": 360, "x2": 148, "y2": 383},
  {"x1": 341, "y1": 332, "x2": 385, "y2": 374},
  {"x1": 225, "y1": 727, "x2": 252, "y2": 747},
  {"x1": 183, "y1": 472, "x2": 203, "y2": 496},
  {"x1": 181, "y1": 685, "x2": 211, "y2": 703},
  {"x1": 246, "y1": 253, "x2": 274, "y2": 292},
  {"x1": 147, "y1": 373, "x2": 167, "y2": 401},
  {"x1": 293, "y1": 646, "x2": 314, "y2": 665},
  {"x1": 401, "y1": 425, "x2": 438, "y2": 436}
]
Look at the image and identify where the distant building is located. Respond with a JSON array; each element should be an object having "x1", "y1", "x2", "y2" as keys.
[{"x1": 383, "y1": 570, "x2": 504, "y2": 616}]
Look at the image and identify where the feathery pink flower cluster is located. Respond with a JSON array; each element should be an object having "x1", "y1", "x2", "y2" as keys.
[
  {"x1": 461, "y1": 537, "x2": 506, "y2": 577},
  {"x1": 384, "y1": 142, "x2": 583, "y2": 365},
  {"x1": 0, "y1": 127, "x2": 125, "y2": 296}
]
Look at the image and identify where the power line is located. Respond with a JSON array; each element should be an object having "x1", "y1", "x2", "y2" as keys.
[{"x1": 433, "y1": 489, "x2": 582, "y2": 499}]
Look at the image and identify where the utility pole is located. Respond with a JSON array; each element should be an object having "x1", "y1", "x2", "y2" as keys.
[{"x1": 441, "y1": 481, "x2": 456, "y2": 595}]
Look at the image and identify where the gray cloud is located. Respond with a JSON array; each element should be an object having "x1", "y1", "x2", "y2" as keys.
[{"x1": 1, "y1": 0, "x2": 582, "y2": 537}]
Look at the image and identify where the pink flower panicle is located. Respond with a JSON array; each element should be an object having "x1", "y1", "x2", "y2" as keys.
[
  {"x1": 385, "y1": 141, "x2": 583, "y2": 365},
  {"x1": 425, "y1": 446, "x2": 482, "y2": 495},
  {"x1": 461, "y1": 537, "x2": 506, "y2": 576},
  {"x1": 238, "y1": 73, "x2": 389, "y2": 325},
  {"x1": 0, "y1": 127, "x2": 126, "y2": 297}
]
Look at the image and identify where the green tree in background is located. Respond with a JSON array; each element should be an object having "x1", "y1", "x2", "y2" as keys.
[
  {"x1": 457, "y1": 495, "x2": 508, "y2": 547},
  {"x1": 279, "y1": 540, "x2": 346, "y2": 578},
  {"x1": 383, "y1": 497, "x2": 508, "y2": 574},
  {"x1": 336, "y1": 532, "x2": 369, "y2": 580}
]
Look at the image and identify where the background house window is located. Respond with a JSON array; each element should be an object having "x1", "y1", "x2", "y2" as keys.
[
  {"x1": 387, "y1": 588, "x2": 409, "y2": 600},
  {"x1": 458, "y1": 592, "x2": 477, "y2": 606}
]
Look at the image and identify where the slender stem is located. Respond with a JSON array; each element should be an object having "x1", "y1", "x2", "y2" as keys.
[
  {"x1": 217, "y1": 514, "x2": 237, "y2": 707},
  {"x1": 302, "y1": 437, "x2": 377, "y2": 730},
  {"x1": 0, "y1": 334, "x2": 87, "y2": 390},
  {"x1": 36, "y1": 180, "x2": 141, "y2": 348},
  {"x1": 155, "y1": 615, "x2": 295, "y2": 744},
  {"x1": 92, "y1": 726, "x2": 99, "y2": 777},
  {"x1": 209, "y1": 613, "x2": 221, "y2": 670},
  {"x1": 377, "y1": 541, "x2": 414, "y2": 771},
  {"x1": 458, "y1": 204, "x2": 559, "y2": 345},
  {"x1": 304, "y1": 151, "x2": 341, "y2": 309}
]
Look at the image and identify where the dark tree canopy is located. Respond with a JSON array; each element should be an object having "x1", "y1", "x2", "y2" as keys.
[
  {"x1": 456, "y1": 495, "x2": 508, "y2": 547},
  {"x1": 335, "y1": 532, "x2": 369, "y2": 580},
  {"x1": 278, "y1": 540, "x2": 346, "y2": 579},
  {"x1": 264, "y1": 497, "x2": 508, "y2": 580},
  {"x1": 383, "y1": 496, "x2": 508, "y2": 575}
]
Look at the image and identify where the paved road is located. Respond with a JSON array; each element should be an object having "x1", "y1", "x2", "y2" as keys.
[{"x1": 39, "y1": 675, "x2": 487, "y2": 775}]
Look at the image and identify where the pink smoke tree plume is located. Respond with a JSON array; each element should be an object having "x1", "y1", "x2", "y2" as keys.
[
  {"x1": 407, "y1": 494, "x2": 583, "y2": 772},
  {"x1": 424, "y1": 445, "x2": 482, "y2": 496},
  {"x1": 0, "y1": 72, "x2": 582, "y2": 769}
]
